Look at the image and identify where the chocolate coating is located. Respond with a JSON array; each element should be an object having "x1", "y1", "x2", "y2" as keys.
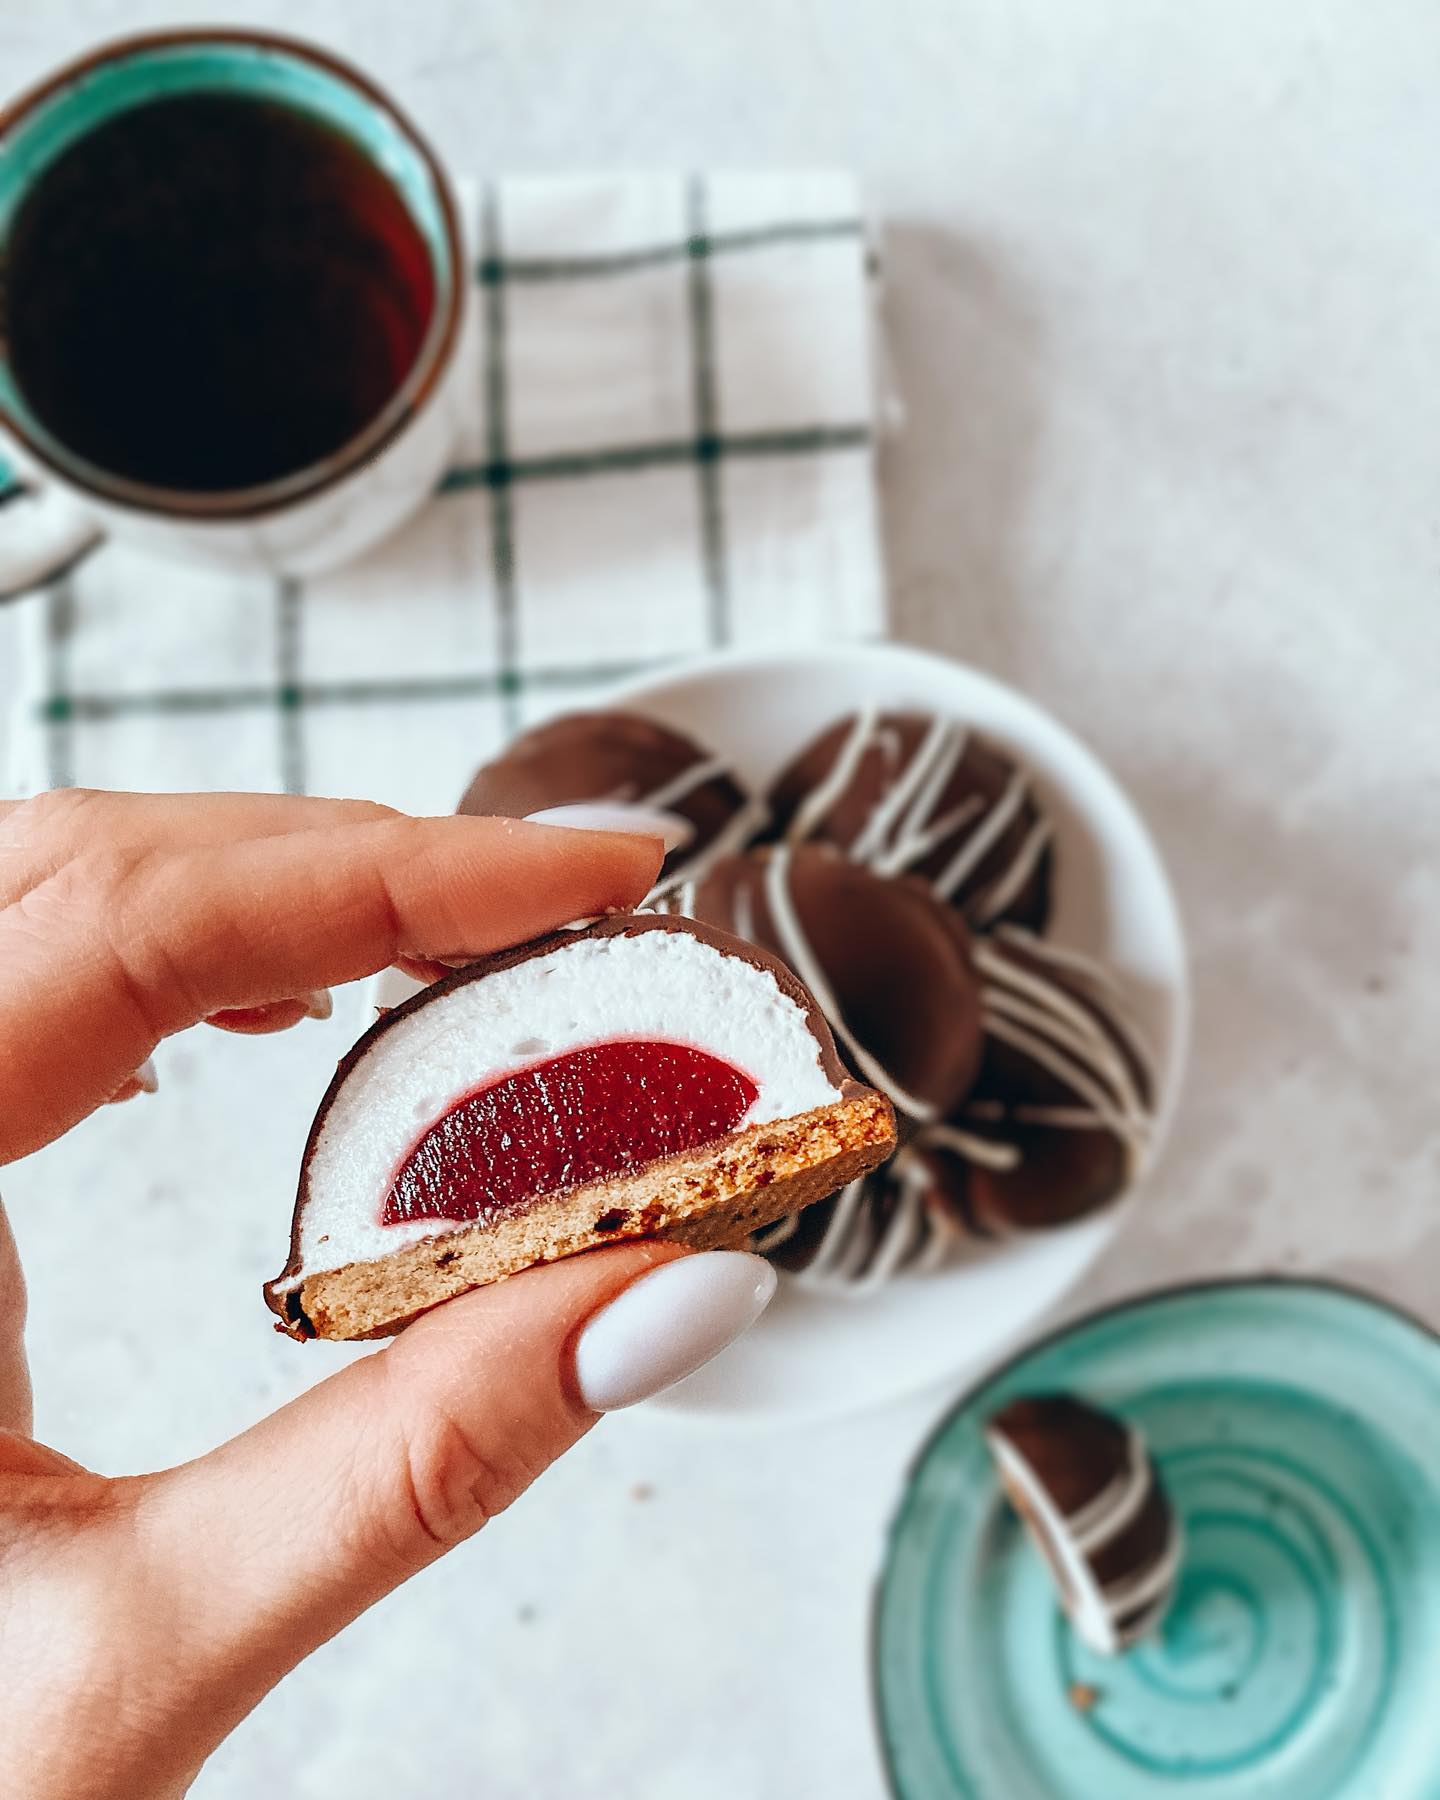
[
  {"x1": 458, "y1": 710, "x2": 760, "y2": 890},
  {"x1": 672, "y1": 844, "x2": 984, "y2": 1130},
  {"x1": 764, "y1": 710, "x2": 1053, "y2": 931},
  {"x1": 989, "y1": 1394, "x2": 1132, "y2": 1513},
  {"x1": 903, "y1": 926, "x2": 1156, "y2": 1235}
]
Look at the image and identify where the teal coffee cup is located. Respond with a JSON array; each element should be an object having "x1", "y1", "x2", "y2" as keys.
[{"x1": 0, "y1": 29, "x2": 465, "y2": 590}]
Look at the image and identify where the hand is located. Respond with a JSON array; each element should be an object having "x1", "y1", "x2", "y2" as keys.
[{"x1": 0, "y1": 790, "x2": 775, "y2": 1799}]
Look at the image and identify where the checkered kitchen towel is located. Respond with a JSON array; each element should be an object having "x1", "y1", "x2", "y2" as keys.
[{"x1": 6, "y1": 172, "x2": 886, "y2": 813}]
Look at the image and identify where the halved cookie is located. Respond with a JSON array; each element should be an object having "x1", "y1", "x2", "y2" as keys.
[
  {"x1": 267, "y1": 914, "x2": 895, "y2": 1340},
  {"x1": 986, "y1": 1393, "x2": 1181, "y2": 1654}
]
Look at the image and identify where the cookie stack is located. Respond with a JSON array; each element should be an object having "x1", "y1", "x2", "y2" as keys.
[{"x1": 460, "y1": 706, "x2": 1158, "y2": 1296}]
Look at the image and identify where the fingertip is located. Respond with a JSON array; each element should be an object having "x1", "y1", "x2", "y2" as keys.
[
  {"x1": 106, "y1": 1058, "x2": 159, "y2": 1104},
  {"x1": 572, "y1": 1251, "x2": 775, "y2": 1412},
  {"x1": 204, "y1": 998, "x2": 314, "y2": 1035},
  {"x1": 494, "y1": 816, "x2": 666, "y2": 914},
  {"x1": 504, "y1": 813, "x2": 665, "y2": 865},
  {"x1": 393, "y1": 954, "x2": 451, "y2": 985},
  {"x1": 590, "y1": 826, "x2": 667, "y2": 901},
  {"x1": 525, "y1": 803, "x2": 693, "y2": 855}
]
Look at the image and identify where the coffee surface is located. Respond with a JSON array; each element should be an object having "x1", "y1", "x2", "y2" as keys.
[{"x1": 6, "y1": 92, "x2": 436, "y2": 492}]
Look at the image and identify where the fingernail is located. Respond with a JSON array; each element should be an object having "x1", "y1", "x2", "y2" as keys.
[
  {"x1": 574, "y1": 1252, "x2": 776, "y2": 1412},
  {"x1": 525, "y1": 803, "x2": 693, "y2": 854},
  {"x1": 303, "y1": 988, "x2": 333, "y2": 1021},
  {"x1": 107, "y1": 1057, "x2": 158, "y2": 1104}
]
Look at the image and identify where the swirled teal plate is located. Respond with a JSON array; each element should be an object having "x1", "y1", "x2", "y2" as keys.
[{"x1": 874, "y1": 1280, "x2": 1440, "y2": 1799}]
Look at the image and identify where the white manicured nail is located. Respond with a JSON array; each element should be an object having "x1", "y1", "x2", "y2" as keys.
[
  {"x1": 302, "y1": 988, "x2": 333, "y2": 1020},
  {"x1": 574, "y1": 1252, "x2": 776, "y2": 1411},
  {"x1": 131, "y1": 1056, "x2": 159, "y2": 1094},
  {"x1": 526, "y1": 803, "x2": 694, "y2": 854}
]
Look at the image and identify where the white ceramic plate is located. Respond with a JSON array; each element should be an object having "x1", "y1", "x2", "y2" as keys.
[{"x1": 377, "y1": 643, "x2": 1188, "y2": 1428}]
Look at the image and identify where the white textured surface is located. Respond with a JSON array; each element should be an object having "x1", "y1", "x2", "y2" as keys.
[
  {"x1": 0, "y1": 5, "x2": 1437, "y2": 1799},
  {"x1": 297, "y1": 928, "x2": 840, "y2": 1276}
]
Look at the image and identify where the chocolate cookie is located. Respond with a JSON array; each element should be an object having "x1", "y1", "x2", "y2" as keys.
[
  {"x1": 764, "y1": 709, "x2": 1053, "y2": 931},
  {"x1": 987, "y1": 1393, "x2": 1182, "y2": 1654}
]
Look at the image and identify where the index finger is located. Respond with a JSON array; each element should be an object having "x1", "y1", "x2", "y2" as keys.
[
  {"x1": 119, "y1": 813, "x2": 663, "y2": 1026},
  {"x1": 0, "y1": 813, "x2": 662, "y2": 1163}
]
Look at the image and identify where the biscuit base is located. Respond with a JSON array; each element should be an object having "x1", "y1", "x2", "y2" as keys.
[{"x1": 268, "y1": 1091, "x2": 895, "y2": 1341}]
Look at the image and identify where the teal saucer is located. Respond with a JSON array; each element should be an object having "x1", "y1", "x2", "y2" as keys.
[{"x1": 874, "y1": 1280, "x2": 1440, "y2": 1799}]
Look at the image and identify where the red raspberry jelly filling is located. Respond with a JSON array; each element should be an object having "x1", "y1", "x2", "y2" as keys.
[{"x1": 382, "y1": 1039, "x2": 759, "y2": 1226}]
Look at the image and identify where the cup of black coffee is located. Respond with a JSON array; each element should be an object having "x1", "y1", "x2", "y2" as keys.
[{"x1": 0, "y1": 30, "x2": 465, "y2": 590}]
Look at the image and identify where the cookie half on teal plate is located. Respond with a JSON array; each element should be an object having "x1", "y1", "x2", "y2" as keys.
[{"x1": 874, "y1": 1279, "x2": 1440, "y2": 1799}]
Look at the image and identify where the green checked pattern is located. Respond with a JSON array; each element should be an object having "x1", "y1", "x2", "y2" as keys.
[
  {"x1": 477, "y1": 181, "x2": 522, "y2": 736},
  {"x1": 15, "y1": 173, "x2": 885, "y2": 811},
  {"x1": 685, "y1": 173, "x2": 730, "y2": 645}
]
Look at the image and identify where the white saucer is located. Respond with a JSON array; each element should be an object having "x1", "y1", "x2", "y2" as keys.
[{"x1": 376, "y1": 643, "x2": 1188, "y2": 1429}]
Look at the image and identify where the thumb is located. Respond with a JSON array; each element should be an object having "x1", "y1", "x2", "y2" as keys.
[{"x1": 133, "y1": 1245, "x2": 773, "y2": 1733}]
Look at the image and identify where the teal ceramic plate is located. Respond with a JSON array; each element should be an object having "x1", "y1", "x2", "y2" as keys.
[{"x1": 874, "y1": 1280, "x2": 1440, "y2": 1799}]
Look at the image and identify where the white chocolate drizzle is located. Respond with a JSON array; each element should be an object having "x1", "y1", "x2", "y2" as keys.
[
  {"x1": 752, "y1": 1163, "x2": 959, "y2": 1298},
  {"x1": 851, "y1": 714, "x2": 963, "y2": 866},
  {"x1": 970, "y1": 816, "x2": 1055, "y2": 924},
  {"x1": 989, "y1": 925, "x2": 1158, "y2": 1093},
  {"x1": 932, "y1": 769, "x2": 1029, "y2": 900},
  {"x1": 782, "y1": 709, "x2": 1050, "y2": 921},
  {"x1": 793, "y1": 1178, "x2": 873, "y2": 1283},
  {"x1": 625, "y1": 752, "x2": 770, "y2": 902},
  {"x1": 1106, "y1": 1527, "x2": 1185, "y2": 1630},
  {"x1": 1067, "y1": 1426, "x2": 1156, "y2": 1552},
  {"x1": 648, "y1": 794, "x2": 769, "y2": 900},
  {"x1": 941, "y1": 933, "x2": 1155, "y2": 1182},
  {"x1": 787, "y1": 705, "x2": 882, "y2": 844},
  {"x1": 638, "y1": 752, "x2": 730, "y2": 811},
  {"x1": 919, "y1": 1122, "x2": 1023, "y2": 1172},
  {"x1": 768, "y1": 1145, "x2": 977, "y2": 1296}
]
